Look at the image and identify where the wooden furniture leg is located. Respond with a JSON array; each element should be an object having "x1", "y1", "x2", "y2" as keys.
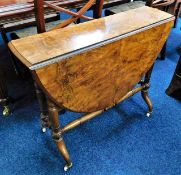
[
  {"x1": 166, "y1": 54, "x2": 181, "y2": 100},
  {"x1": 0, "y1": 67, "x2": 10, "y2": 116},
  {"x1": 34, "y1": 0, "x2": 46, "y2": 33},
  {"x1": 160, "y1": 41, "x2": 167, "y2": 60},
  {"x1": 141, "y1": 66, "x2": 154, "y2": 117},
  {"x1": 34, "y1": 82, "x2": 50, "y2": 132},
  {"x1": 174, "y1": 2, "x2": 181, "y2": 28},
  {"x1": 48, "y1": 100, "x2": 72, "y2": 171},
  {"x1": 76, "y1": 8, "x2": 81, "y2": 24},
  {"x1": 0, "y1": 25, "x2": 21, "y2": 76},
  {"x1": 93, "y1": 0, "x2": 104, "y2": 18}
]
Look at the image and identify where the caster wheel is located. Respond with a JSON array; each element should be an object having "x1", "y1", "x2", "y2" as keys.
[
  {"x1": 146, "y1": 112, "x2": 152, "y2": 117},
  {"x1": 64, "y1": 162, "x2": 73, "y2": 171},
  {"x1": 3, "y1": 106, "x2": 10, "y2": 116},
  {"x1": 41, "y1": 127, "x2": 47, "y2": 133}
]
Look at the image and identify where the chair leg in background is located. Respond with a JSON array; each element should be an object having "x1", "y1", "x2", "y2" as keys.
[{"x1": 0, "y1": 67, "x2": 10, "y2": 116}]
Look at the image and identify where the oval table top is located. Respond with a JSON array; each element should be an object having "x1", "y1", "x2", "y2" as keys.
[{"x1": 9, "y1": 6, "x2": 174, "y2": 70}]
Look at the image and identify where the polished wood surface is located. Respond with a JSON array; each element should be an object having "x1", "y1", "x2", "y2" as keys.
[
  {"x1": 35, "y1": 22, "x2": 173, "y2": 112},
  {"x1": 47, "y1": 0, "x2": 97, "y2": 30},
  {"x1": 0, "y1": 0, "x2": 32, "y2": 6},
  {"x1": 33, "y1": 0, "x2": 99, "y2": 34},
  {"x1": 9, "y1": 7, "x2": 174, "y2": 112},
  {"x1": 0, "y1": 0, "x2": 129, "y2": 19},
  {"x1": 9, "y1": 6, "x2": 173, "y2": 68},
  {"x1": 0, "y1": 0, "x2": 33, "y2": 18}
]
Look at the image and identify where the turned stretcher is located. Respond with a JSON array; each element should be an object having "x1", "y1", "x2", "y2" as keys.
[{"x1": 8, "y1": 6, "x2": 174, "y2": 171}]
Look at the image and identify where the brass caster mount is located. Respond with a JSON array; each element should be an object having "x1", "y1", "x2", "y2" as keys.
[
  {"x1": 2, "y1": 106, "x2": 11, "y2": 117},
  {"x1": 41, "y1": 127, "x2": 47, "y2": 133},
  {"x1": 64, "y1": 162, "x2": 73, "y2": 172},
  {"x1": 146, "y1": 112, "x2": 152, "y2": 118},
  {"x1": 41, "y1": 114, "x2": 51, "y2": 133},
  {"x1": 1, "y1": 97, "x2": 14, "y2": 117}
]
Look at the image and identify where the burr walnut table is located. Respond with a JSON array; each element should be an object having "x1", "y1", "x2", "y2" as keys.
[{"x1": 8, "y1": 6, "x2": 174, "y2": 171}]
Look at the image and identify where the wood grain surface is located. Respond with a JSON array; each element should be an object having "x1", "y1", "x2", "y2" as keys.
[
  {"x1": 34, "y1": 21, "x2": 173, "y2": 112},
  {"x1": 9, "y1": 6, "x2": 174, "y2": 69},
  {"x1": 0, "y1": 0, "x2": 32, "y2": 6}
]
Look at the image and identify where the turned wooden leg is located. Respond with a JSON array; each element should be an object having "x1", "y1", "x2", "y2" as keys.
[
  {"x1": 0, "y1": 67, "x2": 10, "y2": 116},
  {"x1": 48, "y1": 100, "x2": 72, "y2": 171},
  {"x1": 141, "y1": 66, "x2": 154, "y2": 117},
  {"x1": 141, "y1": 90, "x2": 153, "y2": 117},
  {"x1": 34, "y1": 82, "x2": 50, "y2": 132}
]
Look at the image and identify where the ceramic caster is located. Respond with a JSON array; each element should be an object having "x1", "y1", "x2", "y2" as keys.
[
  {"x1": 41, "y1": 127, "x2": 47, "y2": 133},
  {"x1": 3, "y1": 106, "x2": 10, "y2": 116},
  {"x1": 146, "y1": 112, "x2": 152, "y2": 117},
  {"x1": 64, "y1": 162, "x2": 73, "y2": 171}
]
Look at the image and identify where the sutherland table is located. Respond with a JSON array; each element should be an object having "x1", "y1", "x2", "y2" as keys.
[{"x1": 8, "y1": 6, "x2": 174, "y2": 171}]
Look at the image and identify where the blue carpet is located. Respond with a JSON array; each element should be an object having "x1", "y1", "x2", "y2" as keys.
[{"x1": 0, "y1": 12, "x2": 181, "y2": 175}]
